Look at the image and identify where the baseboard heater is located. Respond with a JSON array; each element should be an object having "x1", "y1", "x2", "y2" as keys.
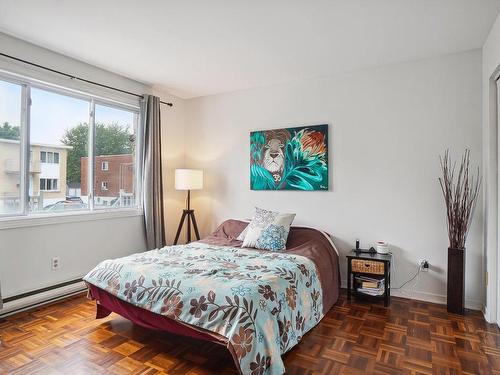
[{"x1": 0, "y1": 278, "x2": 86, "y2": 318}]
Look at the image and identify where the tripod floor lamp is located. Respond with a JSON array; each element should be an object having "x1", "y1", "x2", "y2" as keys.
[{"x1": 173, "y1": 169, "x2": 203, "y2": 245}]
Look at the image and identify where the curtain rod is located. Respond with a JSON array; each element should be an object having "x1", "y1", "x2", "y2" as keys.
[{"x1": 0, "y1": 52, "x2": 173, "y2": 107}]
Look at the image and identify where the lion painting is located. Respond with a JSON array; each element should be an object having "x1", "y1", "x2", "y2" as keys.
[
  {"x1": 261, "y1": 129, "x2": 291, "y2": 182},
  {"x1": 250, "y1": 125, "x2": 328, "y2": 190}
]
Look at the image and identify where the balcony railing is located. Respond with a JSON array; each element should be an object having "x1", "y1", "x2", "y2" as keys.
[
  {"x1": 0, "y1": 193, "x2": 44, "y2": 212},
  {"x1": 4, "y1": 159, "x2": 41, "y2": 173}
]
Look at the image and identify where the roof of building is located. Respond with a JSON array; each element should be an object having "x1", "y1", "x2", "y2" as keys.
[
  {"x1": 0, "y1": 138, "x2": 73, "y2": 149},
  {"x1": 81, "y1": 153, "x2": 133, "y2": 159}
]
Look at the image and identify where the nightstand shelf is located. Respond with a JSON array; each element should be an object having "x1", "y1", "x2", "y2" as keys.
[{"x1": 347, "y1": 250, "x2": 392, "y2": 307}]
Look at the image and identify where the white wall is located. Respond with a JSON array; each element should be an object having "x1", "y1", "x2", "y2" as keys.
[
  {"x1": 0, "y1": 33, "x2": 187, "y2": 299},
  {"x1": 0, "y1": 215, "x2": 146, "y2": 296},
  {"x1": 482, "y1": 12, "x2": 500, "y2": 324},
  {"x1": 0, "y1": 33, "x2": 145, "y2": 105},
  {"x1": 185, "y1": 50, "x2": 483, "y2": 309}
]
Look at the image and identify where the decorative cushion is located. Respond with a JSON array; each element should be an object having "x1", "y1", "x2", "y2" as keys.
[
  {"x1": 236, "y1": 224, "x2": 249, "y2": 241},
  {"x1": 240, "y1": 207, "x2": 295, "y2": 251}
]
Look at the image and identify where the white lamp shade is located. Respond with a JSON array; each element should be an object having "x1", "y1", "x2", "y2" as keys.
[{"x1": 175, "y1": 169, "x2": 203, "y2": 190}]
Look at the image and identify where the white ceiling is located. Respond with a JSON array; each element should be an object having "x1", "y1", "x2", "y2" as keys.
[{"x1": 1, "y1": 0, "x2": 499, "y2": 98}]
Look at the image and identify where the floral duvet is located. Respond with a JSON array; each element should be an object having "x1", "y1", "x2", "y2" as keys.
[{"x1": 83, "y1": 242, "x2": 324, "y2": 375}]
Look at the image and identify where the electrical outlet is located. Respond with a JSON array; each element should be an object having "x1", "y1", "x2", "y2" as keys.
[
  {"x1": 418, "y1": 259, "x2": 429, "y2": 272},
  {"x1": 51, "y1": 257, "x2": 60, "y2": 270}
]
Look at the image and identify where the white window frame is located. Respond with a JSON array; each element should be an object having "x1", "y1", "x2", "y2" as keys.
[
  {"x1": 40, "y1": 151, "x2": 59, "y2": 164},
  {"x1": 101, "y1": 161, "x2": 109, "y2": 171},
  {"x1": 101, "y1": 181, "x2": 108, "y2": 191},
  {"x1": 40, "y1": 178, "x2": 59, "y2": 192},
  {"x1": 0, "y1": 69, "x2": 143, "y2": 223}
]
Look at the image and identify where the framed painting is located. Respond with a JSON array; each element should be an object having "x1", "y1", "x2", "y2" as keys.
[{"x1": 250, "y1": 124, "x2": 328, "y2": 190}]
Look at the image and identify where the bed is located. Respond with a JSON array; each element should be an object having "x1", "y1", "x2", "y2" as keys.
[{"x1": 83, "y1": 219, "x2": 340, "y2": 375}]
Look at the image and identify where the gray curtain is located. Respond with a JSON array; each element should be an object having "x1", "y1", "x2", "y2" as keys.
[
  {"x1": 0, "y1": 280, "x2": 2, "y2": 310},
  {"x1": 142, "y1": 95, "x2": 165, "y2": 249}
]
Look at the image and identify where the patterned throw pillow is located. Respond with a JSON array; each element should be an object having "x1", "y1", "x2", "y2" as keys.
[{"x1": 240, "y1": 207, "x2": 295, "y2": 251}]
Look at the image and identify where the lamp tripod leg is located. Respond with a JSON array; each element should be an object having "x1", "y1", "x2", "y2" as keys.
[
  {"x1": 173, "y1": 210, "x2": 188, "y2": 245},
  {"x1": 187, "y1": 211, "x2": 192, "y2": 243},
  {"x1": 191, "y1": 211, "x2": 200, "y2": 240}
]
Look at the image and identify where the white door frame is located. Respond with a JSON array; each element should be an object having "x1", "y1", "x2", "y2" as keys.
[{"x1": 485, "y1": 69, "x2": 500, "y2": 326}]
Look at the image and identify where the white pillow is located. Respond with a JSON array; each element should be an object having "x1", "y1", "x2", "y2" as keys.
[
  {"x1": 236, "y1": 225, "x2": 249, "y2": 241},
  {"x1": 241, "y1": 207, "x2": 295, "y2": 251}
]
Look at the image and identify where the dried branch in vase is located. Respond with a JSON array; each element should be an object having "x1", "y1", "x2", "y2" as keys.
[{"x1": 439, "y1": 149, "x2": 481, "y2": 250}]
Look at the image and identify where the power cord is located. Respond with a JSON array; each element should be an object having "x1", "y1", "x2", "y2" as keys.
[{"x1": 392, "y1": 265, "x2": 421, "y2": 290}]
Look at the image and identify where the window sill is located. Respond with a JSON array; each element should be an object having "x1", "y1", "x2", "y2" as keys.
[{"x1": 0, "y1": 208, "x2": 143, "y2": 230}]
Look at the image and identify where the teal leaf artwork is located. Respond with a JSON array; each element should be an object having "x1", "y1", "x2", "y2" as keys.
[{"x1": 249, "y1": 124, "x2": 328, "y2": 190}]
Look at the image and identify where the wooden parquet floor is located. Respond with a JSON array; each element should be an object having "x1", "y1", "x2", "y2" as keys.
[{"x1": 0, "y1": 291, "x2": 499, "y2": 374}]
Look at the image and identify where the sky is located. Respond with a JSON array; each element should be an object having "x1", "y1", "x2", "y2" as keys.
[{"x1": 0, "y1": 80, "x2": 135, "y2": 145}]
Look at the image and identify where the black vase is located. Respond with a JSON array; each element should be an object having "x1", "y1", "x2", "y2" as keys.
[{"x1": 447, "y1": 247, "x2": 465, "y2": 314}]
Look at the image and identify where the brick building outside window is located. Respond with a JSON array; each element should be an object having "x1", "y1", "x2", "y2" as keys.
[{"x1": 81, "y1": 154, "x2": 135, "y2": 208}]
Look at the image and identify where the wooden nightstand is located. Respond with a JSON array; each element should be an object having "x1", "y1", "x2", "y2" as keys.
[{"x1": 346, "y1": 250, "x2": 392, "y2": 307}]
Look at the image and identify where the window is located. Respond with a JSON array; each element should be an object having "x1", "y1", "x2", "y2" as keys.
[
  {"x1": 0, "y1": 80, "x2": 22, "y2": 215},
  {"x1": 40, "y1": 178, "x2": 58, "y2": 191},
  {"x1": 40, "y1": 151, "x2": 60, "y2": 164},
  {"x1": 93, "y1": 104, "x2": 138, "y2": 209},
  {"x1": 30, "y1": 87, "x2": 88, "y2": 213},
  {"x1": 0, "y1": 71, "x2": 141, "y2": 219}
]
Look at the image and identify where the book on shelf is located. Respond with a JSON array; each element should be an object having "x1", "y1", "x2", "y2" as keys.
[
  {"x1": 354, "y1": 275, "x2": 385, "y2": 296},
  {"x1": 361, "y1": 281, "x2": 378, "y2": 288},
  {"x1": 356, "y1": 287, "x2": 385, "y2": 296},
  {"x1": 355, "y1": 275, "x2": 383, "y2": 284}
]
